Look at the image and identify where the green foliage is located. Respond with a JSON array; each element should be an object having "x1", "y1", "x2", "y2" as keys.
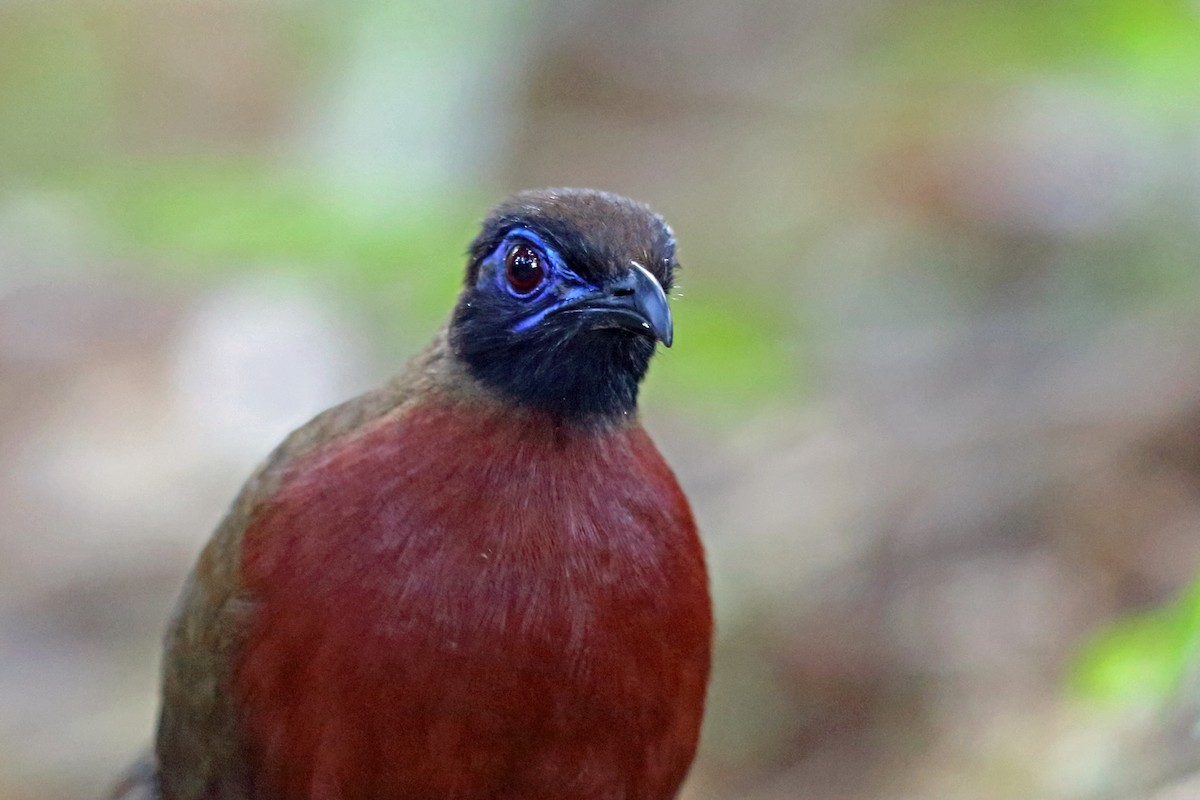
[
  {"x1": 77, "y1": 160, "x2": 471, "y2": 334},
  {"x1": 644, "y1": 288, "x2": 800, "y2": 420},
  {"x1": 0, "y1": 9, "x2": 112, "y2": 178},
  {"x1": 72, "y1": 159, "x2": 798, "y2": 417},
  {"x1": 874, "y1": 0, "x2": 1200, "y2": 110},
  {"x1": 1071, "y1": 579, "x2": 1200, "y2": 709}
]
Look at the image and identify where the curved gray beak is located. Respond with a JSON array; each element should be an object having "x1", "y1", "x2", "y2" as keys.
[{"x1": 565, "y1": 261, "x2": 674, "y2": 347}]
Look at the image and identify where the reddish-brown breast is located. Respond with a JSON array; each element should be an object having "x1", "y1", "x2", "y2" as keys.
[{"x1": 234, "y1": 398, "x2": 711, "y2": 800}]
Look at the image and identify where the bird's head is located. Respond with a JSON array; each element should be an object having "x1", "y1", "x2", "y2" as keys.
[{"x1": 449, "y1": 188, "x2": 677, "y2": 421}]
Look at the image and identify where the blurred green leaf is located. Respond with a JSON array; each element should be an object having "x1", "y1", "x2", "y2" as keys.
[
  {"x1": 1071, "y1": 578, "x2": 1200, "y2": 709},
  {"x1": 76, "y1": 159, "x2": 798, "y2": 417},
  {"x1": 0, "y1": 9, "x2": 112, "y2": 179},
  {"x1": 644, "y1": 289, "x2": 801, "y2": 419},
  {"x1": 875, "y1": 0, "x2": 1200, "y2": 108},
  {"x1": 76, "y1": 159, "x2": 473, "y2": 336}
]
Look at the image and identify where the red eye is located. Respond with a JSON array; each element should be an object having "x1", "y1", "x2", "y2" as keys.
[{"x1": 505, "y1": 244, "x2": 545, "y2": 294}]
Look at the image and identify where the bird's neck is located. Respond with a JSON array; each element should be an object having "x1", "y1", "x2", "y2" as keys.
[{"x1": 415, "y1": 327, "x2": 645, "y2": 432}]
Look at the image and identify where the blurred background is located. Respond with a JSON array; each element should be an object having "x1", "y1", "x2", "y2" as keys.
[{"x1": 3, "y1": 1, "x2": 1200, "y2": 798}]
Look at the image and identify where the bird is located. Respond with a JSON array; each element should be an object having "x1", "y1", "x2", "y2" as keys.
[{"x1": 109, "y1": 188, "x2": 712, "y2": 800}]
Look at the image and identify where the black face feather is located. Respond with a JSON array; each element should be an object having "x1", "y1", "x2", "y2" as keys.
[{"x1": 449, "y1": 188, "x2": 678, "y2": 420}]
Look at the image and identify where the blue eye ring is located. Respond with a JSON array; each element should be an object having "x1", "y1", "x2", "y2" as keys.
[{"x1": 504, "y1": 241, "x2": 546, "y2": 296}]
